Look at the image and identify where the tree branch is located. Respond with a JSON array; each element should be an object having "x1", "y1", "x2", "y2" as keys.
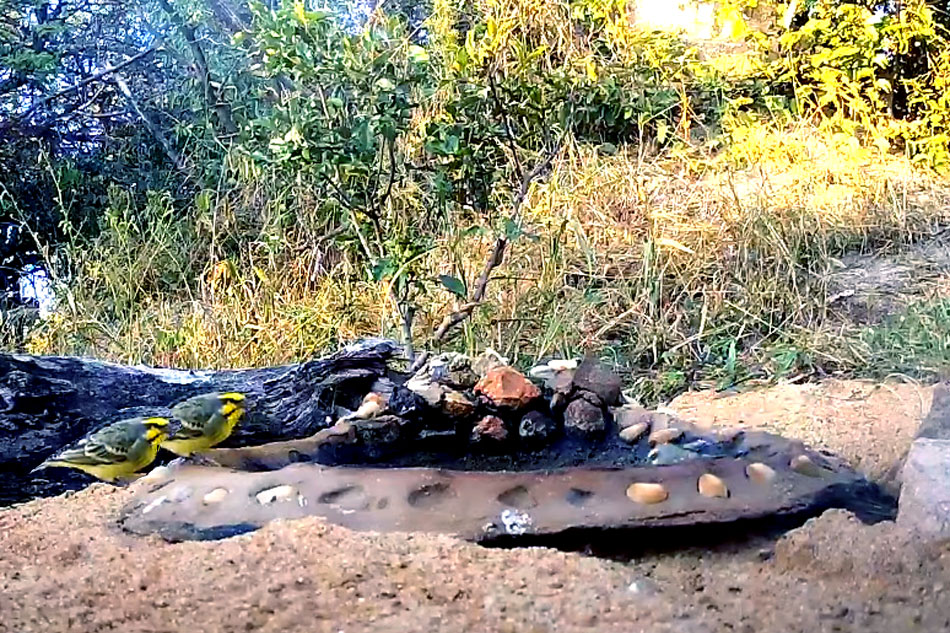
[
  {"x1": 432, "y1": 128, "x2": 568, "y2": 343},
  {"x1": 156, "y1": 0, "x2": 238, "y2": 136},
  {"x1": 0, "y1": 46, "x2": 160, "y2": 133},
  {"x1": 113, "y1": 73, "x2": 189, "y2": 173}
]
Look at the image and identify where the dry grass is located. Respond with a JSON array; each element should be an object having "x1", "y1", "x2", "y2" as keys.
[{"x1": 17, "y1": 120, "x2": 950, "y2": 400}]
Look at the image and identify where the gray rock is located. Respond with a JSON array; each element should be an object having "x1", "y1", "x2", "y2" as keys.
[
  {"x1": 518, "y1": 411, "x2": 557, "y2": 443},
  {"x1": 563, "y1": 398, "x2": 605, "y2": 436},
  {"x1": 897, "y1": 438, "x2": 950, "y2": 537},
  {"x1": 571, "y1": 358, "x2": 622, "y2": 406},
  {"x1": 916, "y1": 382, "x2": 950, "y2": 440}
]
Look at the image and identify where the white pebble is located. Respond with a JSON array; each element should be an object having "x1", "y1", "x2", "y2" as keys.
[
  {"x1": 141, "y1": 465, "x2": 171, "y2": 483},
  {"x1": 202, "y1": 488, "x2": 229, "y2": 505},
  {"x1": 256, "y1": 484, "x2": 296, "y2": 505},
  {"x1": 141, "y1": 495, "x2": 168, "y2": 515}
]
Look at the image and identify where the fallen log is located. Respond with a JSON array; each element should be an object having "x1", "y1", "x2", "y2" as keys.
[{"x1": 0, "y1": 339, "x2": 399, "y2": 505}]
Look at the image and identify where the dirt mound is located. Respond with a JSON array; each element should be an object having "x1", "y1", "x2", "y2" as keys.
[{"x1": 2, "y1": 379, "x2": 946, "y2": 633}]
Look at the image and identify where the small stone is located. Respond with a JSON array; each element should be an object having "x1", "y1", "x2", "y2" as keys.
[
  {"x1": 626, "y1": 482, "x2": 669, "y2": 504},
  {"x1": 649, "y1": 444, "x2": 698, "y2": 465},
  {"x1": 518, "y1": 411, "x2": 556, "y2": 443},
  {"x1": 571, "y1": 358, "x2": 623, "y2": 406},
  {"x1": 140, "y1": 465, "x2": 171, "y2": 483},
  {"x1": 255, "y1": 484, "x2": 296, "y2": 505},
  {"x1": 341, "y1": 392, "x2": 387, "y2": 421},
  {"x1": 563, "y1": 398, "x2": 606, "y2": 436},
  {"x1": 202, "y1": 487, "x2": 229, "y2": 505},
  {"x1": 698, "y1": 474, "x2": 729, "y2": 498},
  {"x1": 790, "y1": 454, "x2": 823, "y2": 477},
  {"x1": 353, "y1": 415, "x2": 405, "y2": 446},
  {"x1": 442, "y1": 390, "x2": 476, "y2": 418},
  {"x1": 474, "y1": 366, "x2": 541, "y2": 409},
  {"x1": 898, "y1": 438, "x2": 950, "y2": 537},
  {"x1": 547, "y1": 359, "x2": 578, "y2": 372},
  {"x1": 626, "y1": 576, "x2": 661, "y2": 596},
  {"x1": 746, "y1": 462, "x2": 777, "y2": 484},
  {"x1": 406, "y1": 375, "x2": 446, "y2": 408},
  {"x1": 472, "y1": 415, "x2": 508, "y2": 442},
  {"x1": 472, "y1": 348, "x2": 509, "y2": 376},
  {"x1": 612, "y1": 405, "x2": 650, "y2": 430},
  {"x1": 619, "y1": 422, "x2": 649, "y2": 444},
  {"x1": 575, "y1": 389, "x2": 604, "y2": 407},
  {"x1": 649, "y1": 428, "x2": 683, "y2": 445}
]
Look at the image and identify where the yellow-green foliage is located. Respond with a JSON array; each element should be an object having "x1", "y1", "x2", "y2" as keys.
[{"x1": 10, "y1": 0, "x2": 950, "y2": 400}]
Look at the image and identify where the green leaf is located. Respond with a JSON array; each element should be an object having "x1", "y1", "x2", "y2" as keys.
[
  {"x1": 408, "y1": 45, "x2": 429, "y2": 64},
  {"x1": 371, "y1": 257, "x2": 397, "y2": 281},
  {"x1": 504, "y1": 218, "x2": 523, "y2": 241},
  {"x1": 438, "y1": 274, "x2": 467, "y2": 298}
]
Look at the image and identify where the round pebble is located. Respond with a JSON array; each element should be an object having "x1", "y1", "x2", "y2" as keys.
[
  {"x1": 140, "y1": 465, "x2": 171, "y2": 483},
  {"x1": 790, "y1": 454, "x2": 823, "y2": 477},
  {"x1": 255, "y1": 484, "x2": 297, "y2": 505},
  {"x1": 746, "y1": 462, "x2": 777, "y2": 484},
  {"x1": 626, "y1": 482, "x2": 669, "y2": 504},
  {"x1": 619, "y1": 422, "x2": 649, "y2": 444},
  {"x1": 698, "y1": 473, "x2": 729, "y2": 498},
  {"x1": 547, "y1": 359, "x2": 578, "y2": 371},
  {"x1": 202, "y1": 487, "x2": 229, "y2": 505},
  {"x1": 648, "y1": 428, "x2": 683, "y2": 445}
]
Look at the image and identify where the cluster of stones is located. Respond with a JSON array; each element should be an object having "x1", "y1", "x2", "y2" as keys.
[
  {"x1": 338, "y1": 350, "x2": 633, "y2": 453},
  {"x1": 611, "y1": 403, "x2": 827, "y2": 504}
]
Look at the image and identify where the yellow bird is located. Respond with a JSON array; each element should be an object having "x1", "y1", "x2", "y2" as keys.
[
  {"x1": 162, "y1": 392, "x2": 247, "y2": 457},
  {"x1": 32, "y1": 417, "x2": 175, "y2": 483}
]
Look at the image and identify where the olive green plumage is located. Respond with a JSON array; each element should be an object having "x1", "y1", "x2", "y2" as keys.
[
  {"x1": 162, "y1": 391, "x2": 246, "y2": 457},
  {"x1": 32, "y1": 417, "x2": 174, "y2": 482}
]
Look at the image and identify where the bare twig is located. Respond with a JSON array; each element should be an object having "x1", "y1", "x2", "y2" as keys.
[
  {"x1": 2, "y1": 46, "x2": 160, "y2": 131},
  {"x1": 113, "y1": 73, "x2": 188, "y2": 173},
  {"x1": 156, "y1": 0, "x2": 237, "y2": 135},
  {"x1": 433, "y1": 127, "x2": 568, "y2": 343}
]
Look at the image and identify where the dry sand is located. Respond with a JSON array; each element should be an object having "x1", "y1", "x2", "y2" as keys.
[{"x1": 2, "y1": 378, "x2": 948, "y2": 633}]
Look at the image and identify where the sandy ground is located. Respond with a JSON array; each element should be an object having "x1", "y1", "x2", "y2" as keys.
[{"x1": 2, "y1": 378, "x2": 948, "y2": 633}]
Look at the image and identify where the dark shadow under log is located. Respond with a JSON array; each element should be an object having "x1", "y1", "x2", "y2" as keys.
[{"x1": 0, "y1": 339, "x2": 399, "y2": 505}]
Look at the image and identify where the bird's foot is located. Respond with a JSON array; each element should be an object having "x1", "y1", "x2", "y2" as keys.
[{"x1": 184, "y1": 453, "x2": 224, "y2": 468}]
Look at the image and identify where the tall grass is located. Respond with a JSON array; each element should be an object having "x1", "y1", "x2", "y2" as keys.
[{"x1": 16, "y1": 117, "x2": 950, "y2": 401}]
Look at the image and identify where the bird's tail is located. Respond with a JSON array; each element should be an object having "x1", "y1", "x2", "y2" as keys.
[{"x1": 30, "y1": 459, "x2": 61, "y2": 474}]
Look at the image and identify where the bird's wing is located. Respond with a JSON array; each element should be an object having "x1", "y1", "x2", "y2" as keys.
[
  {"x1": 82, "y1": 422, "x2": 140, "y2": 462},
  {"x1": 168, "y1": 413, "x2": 208, "y2": 440}
]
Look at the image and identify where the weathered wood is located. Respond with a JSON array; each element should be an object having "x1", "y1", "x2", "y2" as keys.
[{"x1": 0, "y1": 339, "x2": 399, "y2": 505}]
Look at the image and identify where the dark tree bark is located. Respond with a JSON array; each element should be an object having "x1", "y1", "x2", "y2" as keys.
[{"x1": 0, "y1": 339, "x2": 398, "y2": 505}]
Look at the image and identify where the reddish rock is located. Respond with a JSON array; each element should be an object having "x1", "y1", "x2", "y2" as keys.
[
  {"x1": 563, "y1": 398, "x2": 605, "y2": 436},
  {"x1": 474, "y1": 366, "x2": 541, "y2": 409},
  {"x1": 471, "y1": 415, "x2": 508, "y2": 442}
]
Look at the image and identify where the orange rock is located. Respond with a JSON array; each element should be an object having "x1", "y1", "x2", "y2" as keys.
[
  {"x1": 474, "y1": 366, "x2": 541, "y2": 409},
  {"x1": 698, "y1": 474, "x2": 729, "y2": 498},
  {"x1": 626, "y1": 482, "x2": 669, "y2": 504},
  {"x1": 746, "y1": 462, "x2": 777, "y2": 484},
  {"x1": 471, "y1": 415, "x2": 508, "y2": 442}
]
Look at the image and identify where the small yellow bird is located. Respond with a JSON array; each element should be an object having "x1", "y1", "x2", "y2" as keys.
[
  {"x1": 32, "y1": 417, "x2": 175, "y2": 483},
  {"x1": 162, "y1": 392, "x2": 247, "y2": 457}
]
